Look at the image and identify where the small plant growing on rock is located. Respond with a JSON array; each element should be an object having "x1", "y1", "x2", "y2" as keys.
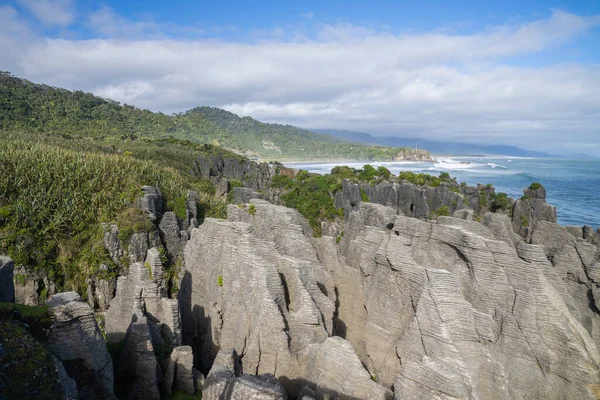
[
  {"x1": 520, "y1": 216, "x2": 529, "y2": 227},
  {"x1": 529, "y1": 182, "x2": 542, "y2": 190},
  {"x1": 335, "y1": 231, "x2": 344, "y2": 244},
  {"x1": 144, "y1": 262, "x2": 153, "y2": 279},
  {"x1": 248, "y1": 204, "x2": 257, "y2": 215},
  {"x1": 431, "y1": 205, "x2": 450, "y2": 218},
  {"x1": 217, "y1": 275, "x2": 223, "y2": 287},
  {"x1": 360, "y1": 188, "x2": 370, "y2": 202}
]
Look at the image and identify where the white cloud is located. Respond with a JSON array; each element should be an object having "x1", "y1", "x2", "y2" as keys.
[
  {"x1": 17, "y1": 0, "x2": 73, "y2": 26},
  {"x1": 1, "y1": 9, "x2": 600, "y2": 154}
]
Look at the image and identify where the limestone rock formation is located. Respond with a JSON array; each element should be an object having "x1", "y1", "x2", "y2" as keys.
[
  {"x1": 105, "y1": 250, "x2": 180, "y2": 346},
  {"x1": 202, "y1": 349, "x2": 287, "y2": 400},
  {"x1": 511, "y1": 184, "x2": 557, "y2": 239},
  {"x1": 162, "y1": 345, "x2": 198, "y2": 396},
  {"x1": 182, "y1": 196, "x2": 600, "y2": 400},
  {"x1": 137, "y1": 186, "x2": 163, "y2": 222},
  {"x1": 46, "y1": 292, "x2": 115, "y2": 400},
  {"x1": 117, "y1": 318, "x2": 161, "y2": 400},
  {"x1": 0, "y1": 255, "x2": 14, "y2": 303}
]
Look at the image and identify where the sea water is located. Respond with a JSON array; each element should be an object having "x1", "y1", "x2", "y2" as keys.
[{"x1": 284, "y1": 157, "x2": 600, "y2": 229}]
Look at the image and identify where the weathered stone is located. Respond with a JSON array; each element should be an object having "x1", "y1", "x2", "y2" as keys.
[
  {"x1": 105, "y1": 255, "x2": 181, "y2": 346},
  {"x1": 566, "y1": 225, "x2": 584, "y2": 239},
  {"x1": 13, "y1": 266, "x2": 40, "y2": 306},
  {"x1": 0, "y1": 255, "x2": 15, "y2": 303},
  {"x1": 47, "y1": 292, "x2": 115, "y2": 400},
  {"x1": 52, "y1": 354, "x2": 78, "y2": 400},
  {"x1": 137, "y1": 186, "x2": 163, "y2": 222},
  {"x1": 162, "y1": 346, "x2": 197, "y2": 396},
  {"x1": 233, "y1": 187, "x2": 264, "y2": 204},
  {"x1": 583, "y1": 225, "x2": 596, "y2": 243},
  {"x1": 103, "y1": 223, "x2": 124, "y2": 266},
  {"x1": 453, "y1": 208, "x2": 474, "y2": 220},
  {"x1": 117, "y1": 318, "x2": 160, "y2": 400},
  {"x1": 159, "y1": 211, "x2": 183, "y2": 264},
  {"x1": 483, "y1": 212, "x2": 523, "y2": 248},
  {"x1": 511, "y1": 184, "x2": 557, "y2": 240}
]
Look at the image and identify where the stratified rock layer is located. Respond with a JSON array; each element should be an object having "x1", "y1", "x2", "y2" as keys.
[
  {"x1": 183, "y1": 198, "x2": 600, "y2": 400},
  {"x1": 46, "y1": 292, "x2": 115, "y2": 400}
]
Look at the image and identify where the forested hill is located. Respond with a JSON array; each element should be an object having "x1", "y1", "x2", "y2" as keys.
[{"x1": 0, "y1": 72, "x2": 428, "y2": 161}]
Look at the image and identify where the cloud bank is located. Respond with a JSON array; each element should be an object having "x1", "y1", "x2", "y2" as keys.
[{"x1": 1, "y1": 3, "x2": 599, "y2": 154}]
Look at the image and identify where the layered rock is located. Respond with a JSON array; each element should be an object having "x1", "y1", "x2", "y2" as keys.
[
  {"x1": 335, "y1": 179, "x2": 495, "y2": 221},
  {"x1": 46, "y1": 292, "x2": 115, "y2": 400},
  {"x1": 0, "y1": 255, "x2": 14, "y2": 303},
  {"x1": 512, "y1": 185, "x2": 557, "y2": 240},
  {"x1": 183, "y1": 197, "x2": 600, "y2": 399},
  {"x1": 183, "y1": 201, "x2": 399, "y2": 398},
  {"x1": 202, "y1": 349, "x2": 287, "y2": 400},
  {"x1": 105, "y1": 249, "x2": 180, "y2": 346}
]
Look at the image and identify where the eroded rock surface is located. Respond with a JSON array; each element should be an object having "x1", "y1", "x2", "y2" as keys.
[
  {"x1": 183, "y1": 198, "x2": 600, "y2": 400},
  {"x1": 47, "y1": 292, "x2": 115, "y2": 400}
]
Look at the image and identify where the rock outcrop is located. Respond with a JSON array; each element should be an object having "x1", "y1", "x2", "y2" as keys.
[
  {"x1": 512, "y1": 185, "x2": 557, "y2": 240},
  {"x1": 46, "y1": 292, "x2": 115, "y2": 400},
  {"x1": 0, "y1": 255, "x2": 15, "y2": 303},
  {"x1": 202, "y1": 349, "x2": 287, "y2": 400},
  {"x1": 182, "y1": 196, "x2": 600, "y2": 399},
  {"x1": 105, "y1": 250, "x2": 180, "y2": 346}
]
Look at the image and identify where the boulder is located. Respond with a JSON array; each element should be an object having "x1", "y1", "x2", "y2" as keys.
[
  {"x1": 47, "y1": 292, "x2": 115, "y2": 400},
  {"x1": 0, "y1": 255, "x2": 15, "y2": 303},
  {"x1": 13, "y1": 266, "x2": 40, "y2": 306}
]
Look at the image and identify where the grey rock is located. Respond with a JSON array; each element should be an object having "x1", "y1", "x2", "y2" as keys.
[
  {"x1": 566, "y1": 225, "x2": 584, "y2": 239},
  {"x1": 117, "y1": 318, "x2": 160, "y2": 400},
  {"x1": 233, "y1": 187, "x2": 264, "y2": 204},
  {"x1": 137, "y1": 186, "x2": 163, "y2": 222},
  {"x1": 159, "y1": 211, "x2": 183, "y2": 265},
  {"x1": 453, "y1": 208, "x2": 474, "y2": 221},
  {"x1": 13, "y1": 266, "x2": 40, "y2": 306},
  {"x1": 583, "y1": 225, "x2": 596, "y2": 243},
  {"x1": 52, "y1": 354, "x2": 78, "y2": 400},
  {"x1": 511, "y1": 184, "x2": 557, "y2": 240},
  {"x1": 162, "y1": 346, "x2": 197, "y2": 396},
  {"x1": 47, "y1": 292, "x2": 115, "y2": 400},
  {"x1": 0, "y1": 255, "x2": 15, "y2": 303},
  {"x1": 298, "y1": 337, "x2": 393, "y2": 400},
  {"x1": 105, "y1": 256, "x2": 181, "y2": 346},
  {"x1": 202, "y1": 352, "x2": 287, "y2": 400},
  {"x1": 531, "y1": 221, "x2": 576, "y2": 259},
  {"x1": 86, "y1": 275, "x2": 116, "y2": 310},
  {"x1": 103, "y1": 223, "x2": 124, "y2": 266},
  {"x1": 483, "y1": 212, "x2": 523, "y2": 248}
]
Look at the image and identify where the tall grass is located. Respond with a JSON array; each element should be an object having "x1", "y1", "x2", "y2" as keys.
[{"x1": 0, "y1": 132, "x2": 225, "y2": 292}]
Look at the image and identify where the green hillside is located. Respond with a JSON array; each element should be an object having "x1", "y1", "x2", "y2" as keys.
[
  {"x1": 0, "y1": 131, "x2": 229, "y2": 294},
  {"x1": 0, "y1": 72, "x2": 419, "y2": 161}
]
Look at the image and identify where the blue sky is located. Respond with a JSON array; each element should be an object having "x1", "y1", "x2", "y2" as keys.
[{"x1": 1, "y1": 0, "x2": 600, "y2": 154}]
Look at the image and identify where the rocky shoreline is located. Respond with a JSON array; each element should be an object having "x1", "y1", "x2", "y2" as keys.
[{"x1": 2, "y1": 155, "x2": 600, "y2": 399}]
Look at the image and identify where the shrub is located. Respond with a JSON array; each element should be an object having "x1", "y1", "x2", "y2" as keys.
[
  {"x1": 529, "y1": 182, "x2": 542, "y2": 190},
  {"x1": 491, "y1": 192, "x2": 510, "y2": 211},
  {"x1": 431, "y1": 206, "x2": 450, "y2": 218},
  {"x1": 248, "y1": 204, "x2": 257, "y2": 215}
]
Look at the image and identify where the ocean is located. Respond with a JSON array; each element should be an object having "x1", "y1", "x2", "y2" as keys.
[{"x1": 284, "y1": 157, "x2": 600, "y2": 229}]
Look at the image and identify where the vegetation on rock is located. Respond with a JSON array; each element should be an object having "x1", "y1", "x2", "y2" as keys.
[{"x1": 0, "y1": 132, "x2": 227, "y2": 295}]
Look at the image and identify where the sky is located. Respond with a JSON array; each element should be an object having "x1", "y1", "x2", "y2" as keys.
[{"x1": 1, "y1": 0, "x2": 599, "y2": 155}]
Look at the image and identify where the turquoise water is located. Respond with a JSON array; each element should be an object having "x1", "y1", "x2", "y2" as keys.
[{"x1": 285, "y1": 157, "x2": 600, "y2": 229}]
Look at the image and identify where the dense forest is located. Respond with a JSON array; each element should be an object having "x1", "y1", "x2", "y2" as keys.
[{"x1": 0, "y1": 72, "x2": 416, "y2": 161}]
